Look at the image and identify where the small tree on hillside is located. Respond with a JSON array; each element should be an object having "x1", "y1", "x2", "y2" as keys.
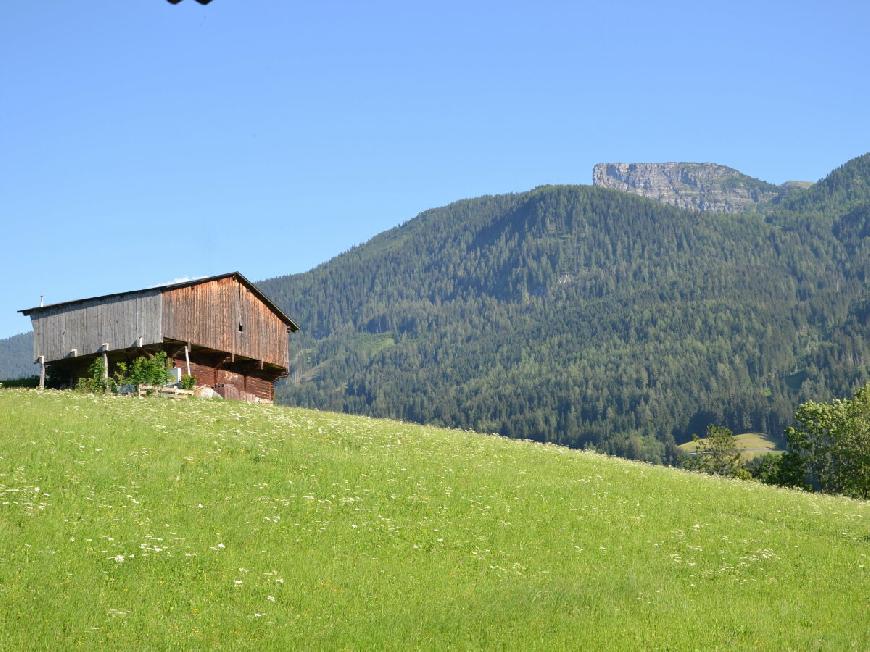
[
  {"x1": 683, "y1": 425, "x2": 750, "y2": 479},
  {"x1": 744, "y1": 453, "x2": 785, "y2": 485},
  {"x1": 782, "y1": 383, "x2": 869, "y2": 499}
]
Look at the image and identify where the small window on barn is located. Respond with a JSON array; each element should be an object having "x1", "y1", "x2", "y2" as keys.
[{"x1": 238, "y1": 323, "x2": 244, "y2": 333}]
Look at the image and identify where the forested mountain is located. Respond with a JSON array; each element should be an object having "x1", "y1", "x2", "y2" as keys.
[
  {"x1": 258, "y1": 154, "x2": 869, "y2": 462},
  {"x1": 0, "y1": 332, "x2": 36, "y2": 380}
]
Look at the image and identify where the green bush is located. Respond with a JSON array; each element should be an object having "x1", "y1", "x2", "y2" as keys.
[
  {"x1": 782, "y1": 383, "x2": 870, "y2": 499},
  {"x1": 180, "y1": 374, "x2": 196, "y2": 390},
  {"x1": 744, "y1": 453, "x2": 784, "y2": 485},
  {"x1": 122, "y1": 351, "x2": 172, "y2": 387},
  {"x1": 71, "y1": 352, "x2": 174, "y2": 394},
  {"x1": 75, "y1": 358, "x2": 113, "y2": 394}
]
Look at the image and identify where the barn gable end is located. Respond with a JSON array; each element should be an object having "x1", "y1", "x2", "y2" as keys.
[{"x1": 162, "y1": 276, "x2": 289, "y2": 370}]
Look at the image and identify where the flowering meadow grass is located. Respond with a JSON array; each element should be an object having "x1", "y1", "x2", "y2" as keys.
[{"x1": 0, "y1": 390, "x2": 866, "y2": 649}]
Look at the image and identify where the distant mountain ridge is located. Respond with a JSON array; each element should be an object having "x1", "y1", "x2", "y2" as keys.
[
  {"x1": 592, "y1": 162, "x2": 808, "y2": 213},
  {"x1": 0, "y1": 332, "x2": 36, "y2": 380}
]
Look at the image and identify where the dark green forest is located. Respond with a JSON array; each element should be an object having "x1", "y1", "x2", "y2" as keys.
[
  {"x1": 0, "y1": 332, "x2": 36, "y2": 381},
  {"x1": 257, "y1": 154, "x2": 868, "y2": 463}
]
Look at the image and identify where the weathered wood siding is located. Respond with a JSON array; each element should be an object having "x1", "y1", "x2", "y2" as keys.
[
  {"x1": 171, "y1": 355, "x2": 277, "y2": 401},
  {"x1": 32, "y1": 291, "x2": 162, "y2": 363},
  {"x1": 181, "y1": 359, "x2": 218, "y2": 387},
  {"x1": 162, "y1": 277, "x2": 288, "y2": 369},
  {"x1": 244, "y1": 374, "x2": 274, "y2": 401}
]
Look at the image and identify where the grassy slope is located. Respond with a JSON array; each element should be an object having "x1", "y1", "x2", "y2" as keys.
[
  {"x1": 679, "y1": 432, "x2": 782, "y2": 461},
  {"x1": 0, "y1": 391, "x2": 866, "y2": 650}
]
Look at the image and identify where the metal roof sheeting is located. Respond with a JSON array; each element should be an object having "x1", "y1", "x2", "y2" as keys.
[{"x1": 19, "y1": 271, "x2": 299, "y2": 332}]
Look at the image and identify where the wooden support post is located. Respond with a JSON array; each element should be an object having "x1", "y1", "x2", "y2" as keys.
[
  {"x1": 102, "y1": 343, "x2": 109, "y2": 381},
  {"x1": 38, "y1": 356, "x2": 45, "y2": 390},
  {"x1": 184, "y1": 344, "x2": 191, "y2": 377}
]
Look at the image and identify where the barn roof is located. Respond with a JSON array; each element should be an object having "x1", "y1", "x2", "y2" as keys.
[{"x1": 19, "y1": 271, "x2": 299, "y2": 332}]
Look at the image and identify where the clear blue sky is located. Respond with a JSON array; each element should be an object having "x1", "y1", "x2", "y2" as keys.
[{"x1": 1, "y1": 1, "x2": 868, "y2": 338}]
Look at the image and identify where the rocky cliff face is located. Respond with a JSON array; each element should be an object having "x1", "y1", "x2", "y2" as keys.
[{"x1": 592, "y1": 162, "x2": 784, "y2": 213}]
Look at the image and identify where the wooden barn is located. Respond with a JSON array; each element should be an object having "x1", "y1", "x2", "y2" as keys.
[{"x1": 19, "y1": 272, "x2": 299, "y2": 402}]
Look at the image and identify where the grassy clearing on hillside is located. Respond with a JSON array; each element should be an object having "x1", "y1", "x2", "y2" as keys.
[
  {"x1": 679, "y1": 432, "x2": 783, "y2": 461},
  {"x1": 0, "y1": 391, "x2": 867, "y2": 650}
]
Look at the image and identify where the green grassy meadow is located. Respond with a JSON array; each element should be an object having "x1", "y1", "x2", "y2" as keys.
[
  {"x1": 679, "y1": 432, "x2": 783, "y2": 461},
  {"x1": 0, "y1": 390, "x2": 867, "y2": 649}
]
